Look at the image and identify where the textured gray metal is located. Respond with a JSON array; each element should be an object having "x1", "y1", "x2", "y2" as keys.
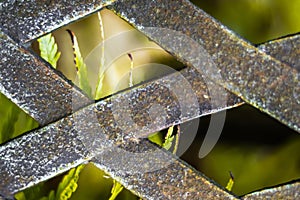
[
  {"x1": 0, "y1": 31, "x2": 91, "y2": 126},
  {"x1": 0, "y1": 65, "x2": 241, "y2": 199},
  {"x1": 242, "y1": 180, "x2": 300, "y2": 199},
  {"x1": 0, "y1": 0, "x2": 299, "y2": 199},
  {"x1": 91, "y1": 152, "x2": 238, "y2": 200},
  {"x1": 109, "y1": 0, "x2": 300, "y2": 133},
  {"x1": 0, "y1": 0, "x2": 116, "y2": 43},
  {"x1": 0, "y1": 115, "x2": 92, "y2": 199},
  {"x1": 258, "y1": 33, "x2": 300, "y2": 72}
]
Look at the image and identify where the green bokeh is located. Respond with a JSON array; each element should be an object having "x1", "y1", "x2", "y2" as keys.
[
  {"x1": 0, "y1": 93, "x2": 38, "y2": 144},
  {"x1": 191, "y1": 0, "x2": 300, "y2": 43}
]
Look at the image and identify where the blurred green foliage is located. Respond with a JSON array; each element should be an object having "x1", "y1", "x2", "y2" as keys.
[
  {"x1": 198, "y1": 135, "x2": 300, "y2": 195},
  {"x1": 191, "y1": 0, "x2": 300, "y2": 43},
  {"x1": 0, "y1": 93, "x2": 38, "y2": 144}
]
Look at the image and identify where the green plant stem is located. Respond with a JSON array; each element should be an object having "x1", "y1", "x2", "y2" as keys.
[
  {"x1": 94, "y1": 11, "x2": 105, "y2": 99},
  {"x1": 109, "y1": 180, "x2": 124, "y2": 200}
]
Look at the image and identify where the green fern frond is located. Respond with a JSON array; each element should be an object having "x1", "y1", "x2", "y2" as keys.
[
  {"x1": 162, "y1": 126, "x2": 175, "y2": 150},
  {"x1": 148, "y1": 127, "x2": 174, "y2": 150},
  {"x1": 148, "y1": 125, "x2": 180, "y2": 155},
  {"x1": 67, "y1": 30, "x2": 92, "y2": 98},
  {"x1": 55, "y1": 164, "x2": 84, "y2": 200},
  {"x1": 15, "y1": 159, "x2": 84, "y2": 200},
  {"x1": 109, "y1": 179, "x2": 124, "y2": 200},
  {"x1": 128, "y1": 53, "x2": 134, "y2": 87},
  {"x1": 94, "y1": 11, "x2": 105, "y2": 100},
  {"x1": 37, "y1": 33, "x2": 61, "y2": 69},
  {"x1": 225, "y1": 171, "x2": 235, "y2": 191},
  {"x1": 94, "y1": 74, "x2": 104, "y2": 100},
  {"x1": 148, "y1": 131, "x2": 164, "y2": 147}
]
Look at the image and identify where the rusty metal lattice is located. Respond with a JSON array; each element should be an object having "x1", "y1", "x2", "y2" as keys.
[{"x1": 0, "y1": 0, "x2": 299, "y2": 199}]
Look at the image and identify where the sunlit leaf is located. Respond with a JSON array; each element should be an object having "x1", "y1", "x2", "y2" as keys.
[
  {"x1": 55, "y1": 164, "x2": 84, "y2": 200},
  {"x1": 37, "y1": 33, "x2": 61, "y2": 68},
  {"x1": 67, "y1": 29, "x2": 92, "y2": 98},
  {"x1": 109, "y1": 179, "x2": 124, "y2": 200},
  {"x1": 148, "y1": 131, "x2": 164, "y2": 147},
  {"x1": 128, "y1": 53, "x2": 134, "y2": 87},
  {"x1": 162, "y1": 126, "x2": 175, "y2": 150},
  {"x1": 94, "y1": 11, "x2": 105, "y2": 100},
  {"x1": 225, "y1": 171, "x2": 234, "y2": 191}
]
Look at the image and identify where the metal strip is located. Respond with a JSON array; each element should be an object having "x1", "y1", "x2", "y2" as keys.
[
  {"x1": 0, "y1": 31, "x2": 92, "y2": 126},
  {"x1": 0, "y1": 0, "x2": 299, "y2": 199},
  {"x1": 0, "y1": 66, "x2": 241, "y2": 199},
  {"x1": 258, "y1": 33, "x2": 300, "y2": 72},
  {"x1": 242, "y1": 180, "x2": 300, "y2": 199},
  {"x1": 109, "y1": 0, "x2": 300, "y2": 132},
  {"x1": 0, "y1": 0, "x2": 298, "y2": 129},
  {"x1": 0, "y1": 116, "x2": 91, "y2": 199},
  {"x1": 2, "y1": 30, "x2": 298, "y2": 198},
  {"x1": 0, "y1": 0, "x2": 116, "y2": 43}
]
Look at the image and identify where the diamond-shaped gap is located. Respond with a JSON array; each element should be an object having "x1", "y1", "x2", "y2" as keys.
[
  {"x1": 0, "y1": 93, "x2": 38, "y2": 144},
  {"x1": 181, "y1": 104, "x2": 300, "y2": 196},
  {"x1": 31, "y1": 9, "x2": 184, "y2": 100},
  {"x1": 22, "y1": 9, "x2": 186, "y2": 200}
]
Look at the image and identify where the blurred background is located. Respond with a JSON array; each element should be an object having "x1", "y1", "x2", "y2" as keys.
[
  {"x1": 192, "y1": 0, "x2": 300, "y2": 44},
  {"x1": 188, "y1": 0, "x2": 300, "y2": 196},
  {"x1": 1, "y1": 0, "x2": 300, "y2": 199}
]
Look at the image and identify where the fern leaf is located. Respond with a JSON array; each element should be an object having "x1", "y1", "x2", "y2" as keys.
[
  {"x1": 128, "y1": 53, "x2": 134, "y2": 87},
  {"x1": 109, "y1": 180, "x2": 124, "y2": 200},
  {"x1": 225, "y1": 171, "x2": 235, "y2": 191},
  {"x1": 148, "y1": 131, "x2": 164, "y2": 147},
  {"x1": 37, "y1": 33, "x2": 61, "y2": 69},
  {"x1": 94, "y1": 11, "x2": 105, "y2": 100},
  {"x1": 148, "y1": 125, "x2": 179, "y2": 154},
  {"x1": 162, "y1": 126, "x2": 175, "y2": 150},
  {"x1": 67, "y1": 30, "x2": 92, "y2": 98},
  {"x1": 94, "y1": 74, "x2": 104, "y2": 100},
  {"x1": 55, "y1": 164, "x2": 84, "y2": 200},
  {"x1": 172, "y1": 125, "x2": 180, "y2": 154}
]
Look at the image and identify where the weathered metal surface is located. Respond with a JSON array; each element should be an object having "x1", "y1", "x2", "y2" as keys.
[
  {"x1": 0, "y1": 115, "x2": 92, "y2": 199},
  {"x1": 0, "y1": 64, "x2": 241, "y2": 199},
  {"x1": 0, "y1": 0, "x2": 116, "y2": 43},
  {"x1": 0, "y1": 0, "x2": 299, "y2": 199},
  {"x1": 109, "y1": 0, "x2": 300, "y2": 133},
  {"x1": 0, "y1": 31, "x2": 91, "y2": 126},
  {"x1": 242, "y1": 180, "x2": 300, "y2": 199},
  {"x1": 258, "y1": 33, "x2": 300, "y2": 72},
  {"x1": 2, "y1": 32, "x2": 298, "y2": 197},
  {"x1": 92, "y1": 149, "x2": 238, "y2": 200}
]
